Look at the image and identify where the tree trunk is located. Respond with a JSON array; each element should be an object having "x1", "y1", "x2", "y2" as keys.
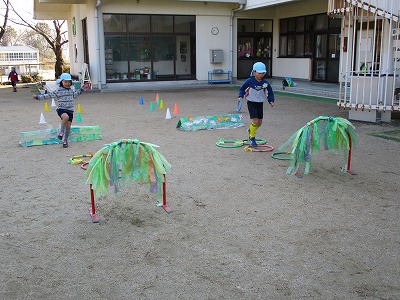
[{"x1": 55, "y1": 47, "x2": 64, "y2": 79}]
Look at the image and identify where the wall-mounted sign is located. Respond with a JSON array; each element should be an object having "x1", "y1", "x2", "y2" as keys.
[{"x1": 72, "y1": 17, "x2": 76, "y2": 36}]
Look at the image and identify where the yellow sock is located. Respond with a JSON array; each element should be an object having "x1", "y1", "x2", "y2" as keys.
[{"x1": 249, "y1": 123, "x2": 260, "y2": 138}]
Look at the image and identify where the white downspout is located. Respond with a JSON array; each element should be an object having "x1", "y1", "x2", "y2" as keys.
[
  {"x1": 230, "y1": 1, "x2": 246, "y2": 79},
  {"x1": 95, "y1": 0, "x2": 102, "y2": 91}
]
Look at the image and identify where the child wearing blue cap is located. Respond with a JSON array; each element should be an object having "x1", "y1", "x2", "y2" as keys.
[
  {"x1": 237, "y1": 62, "x2": 275, "y2": 147},
  {"x1": 33, "y1": 73, "x2": 84, "y2": 148}
]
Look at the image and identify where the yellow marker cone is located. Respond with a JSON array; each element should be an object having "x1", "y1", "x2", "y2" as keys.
[
  {"x1": 159, "y1": 99, "x2": 165, "y2": 109},
  {"x1": 44, "y1": 102, "x2": 50, "y2": 112},
  {"x1": 77, "y1": 104, "x2": 83, "y2": 113}
]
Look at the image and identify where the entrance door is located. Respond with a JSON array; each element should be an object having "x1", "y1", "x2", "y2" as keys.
[
  {"x1": 313, "y1": 34, "x2": 327, "y2": 81},
  {"x1": 313, "y1": 33, "x2": 340, "y2": 83},
  {"x1": 82, "y1": 18, "x2": 89, "y2": 65},
  {"x1": 327, "y1": 33, "x2": 340, "y2": 82}
]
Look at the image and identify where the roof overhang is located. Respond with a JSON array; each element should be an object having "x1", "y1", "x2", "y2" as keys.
[{"x1": 33, "y1": 0, "x2": 86, "y2": 20}]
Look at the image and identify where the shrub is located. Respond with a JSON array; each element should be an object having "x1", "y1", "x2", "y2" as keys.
[
  {"x1": 21, "y1": 75, "x2": 33, "y2": 83},
  {"x1": 21, "y1": 73, "x2": 43, "y2": 83}
]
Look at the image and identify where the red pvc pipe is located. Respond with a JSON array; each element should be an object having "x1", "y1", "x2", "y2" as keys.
[
  {"x1": 347, "y1": 131, "x2": 352, "y2": 172},
  {"x1": 163, "y1": 174, "x2": 167, "y2": 206},
  {"x1": 90, "y1": 184, "x2": 96, "y2": 215}
]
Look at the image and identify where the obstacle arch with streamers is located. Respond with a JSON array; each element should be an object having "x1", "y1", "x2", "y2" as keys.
[
  {"x1": 85, "y1": 139, "x2": 172, "y2": 222},
  {"x1": 278, "y1": 116, "x2": 357, "y2": 176}
]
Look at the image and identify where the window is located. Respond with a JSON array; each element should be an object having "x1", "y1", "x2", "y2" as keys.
[
  {"x1": 279, "y1": 14, "x2": 336, "y2": 58},
  {"x1": 104, "y1": 14, "x2": 195, "y2": 81},
  {"x1": 103, "y1": 15, "x2": 127, "y2": 32},
  {"x1": 152, "y1": 15, "x2": 173, "y2": 33},
  {"x1": 128, "y1": 15, "x2": 150, "y2": 32}
]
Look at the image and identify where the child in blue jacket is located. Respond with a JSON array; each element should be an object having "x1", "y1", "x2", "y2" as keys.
[{"x1": 238, "y1": 62, "x2": 275, "y2": 147}]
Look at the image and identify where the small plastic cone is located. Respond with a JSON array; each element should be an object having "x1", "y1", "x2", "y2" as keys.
[
  {"x1": 39, "y1": 113, "x2": 46, "y2": 124},
  {"x1": 44, "y1": 102, "x2": 50, "y2": 112},
  {"x1": 173, "y1": 103, "x2": 180, "y2": 114},
  {"x1": 155, "y1": 93, "x2": 159, "y2": 102},
  {"x1": 76, "y1": 111, "x2": 82, "y2": 123},
  {"x1": 139, "y1": 96, "x2": 144, "y2": 105},
  {"x1": 51, "y1": 98, "x2": 56, "y2": 107},
  {"x1": 77, "y1": 104, "x2": 83, "y2": 113},
  {"x1": 156, "y1": 98, "x2": 161, "y2": 106},
  {"x1": 149, "y1": 102, "x2": 155, "y2": 112},
  {"x1": 159, "y1": 100, "x2": 165, "y2": 109},
  {"x1": 165, "y1": 108, "x2": 172, "y2": 119}
]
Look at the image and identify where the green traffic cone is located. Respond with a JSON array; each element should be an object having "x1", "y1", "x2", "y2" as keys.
[
  {"x1": 76, "y1": 111, "x2": 83, "y2": 123},
  {"x1": 149, "y1": 102, "x2": 155, "y2": 112}
]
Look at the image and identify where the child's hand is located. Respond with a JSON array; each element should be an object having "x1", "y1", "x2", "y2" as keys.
[{"x1": 269, "y1": 102, "x2": 274, "y2": 107}]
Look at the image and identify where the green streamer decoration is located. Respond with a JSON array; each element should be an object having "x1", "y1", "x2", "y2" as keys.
[
  {"x1": 85, "y1": 139, "x2": 171, "y2": 201},
  {"x1": 278, "y1": 116, "x2": 357, "y2": 176}
]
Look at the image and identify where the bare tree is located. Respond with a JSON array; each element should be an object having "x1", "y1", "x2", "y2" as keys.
[
  {"x1": 0, "y1": 0, "x2": 10, "y2": 42},
  {"x1": 8, "y1": 1, "x2": 68, "y2": 78}
]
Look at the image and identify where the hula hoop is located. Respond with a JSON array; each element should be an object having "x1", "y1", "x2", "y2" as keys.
[
  {"x1": 68, "y1": 153, "x2": 94, "y2": 165},
  {"x1": 216, "y1": 138, "x2": 244, "y2": 148},
  {"x1": 271, "y1": 151, "x2": 291, "y2": 160},
  {"x1": 244, "y1": 144, "x2": 274, "y2": 152},
  {"x1": 82, "y1": 82, "x2": 92, "y2": 92},
  {"x1": 242, "y1": 138, "x2": 267, "y2": 145},
  {"x1": 81, "y1": 162, "x2": 89, "y2": 170}
]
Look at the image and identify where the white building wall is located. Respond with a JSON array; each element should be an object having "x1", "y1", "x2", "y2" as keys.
[{"x1": 196, "y1": 15, "x2": 232, "y2": 80}]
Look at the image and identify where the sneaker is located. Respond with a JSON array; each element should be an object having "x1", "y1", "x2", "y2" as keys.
[
  {"x1": 63, "y1": 140, "x2": 68, "y2": 148},
  {"x1": 249, "y1": 137, "x2": 258, "y2": 147},
  {"x1": 57, "y1": 131, "x2": 64, "y2": 140}
]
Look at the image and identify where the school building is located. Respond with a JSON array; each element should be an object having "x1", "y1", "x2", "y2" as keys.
[
  {"x1": 33, "y1": 0, "x2": 400, "y2": 122},
  {"x1": 0, "y1": 45, "x2": 40, "y2": 81}
]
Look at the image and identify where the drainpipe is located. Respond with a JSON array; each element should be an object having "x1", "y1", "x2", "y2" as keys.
[
  {"x1": 95, "y1": 0, "x2": 102, "y2": 91},
  {"x1": 230, "y1": 0, "x2": 246, "y2": 79}
]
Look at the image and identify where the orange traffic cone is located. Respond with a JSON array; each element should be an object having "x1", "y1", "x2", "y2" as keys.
[{"x1": 173, "y1": 103, "x2": 180, "y2": 114}]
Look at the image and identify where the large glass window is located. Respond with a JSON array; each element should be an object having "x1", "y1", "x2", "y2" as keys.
[
  {"x1": 279, "y1": 14, "x2": 339, "y2": 58},
  {"x1": 104, "y1": 14, "x2": 195, "y2": 82}
]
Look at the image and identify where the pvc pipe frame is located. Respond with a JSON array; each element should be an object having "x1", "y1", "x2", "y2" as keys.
[{"x1": 89, "y1": 174, "x2": 172, "y2": 223}]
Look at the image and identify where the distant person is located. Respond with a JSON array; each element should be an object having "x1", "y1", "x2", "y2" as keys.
[
  {"x1": 33, "y1": 73, "x2": 85, "y2": 148},
  {"x1": 237, "y1": 62, "x2": 275, "y2": 147},
  {"x1": 8, "y1": 67, "x2": 19, "y2": 92}
]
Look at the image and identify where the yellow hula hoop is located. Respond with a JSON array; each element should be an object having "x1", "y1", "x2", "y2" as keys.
[{"x1": 68, "y1": 154, "x2": 94, "y2": 165}]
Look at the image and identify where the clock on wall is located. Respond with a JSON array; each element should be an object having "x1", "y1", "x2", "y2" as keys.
[{"x1": 211, "y1": 27, "x2": 219, "y2": 35}]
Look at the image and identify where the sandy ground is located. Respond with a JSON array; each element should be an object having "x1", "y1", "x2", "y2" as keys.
[{"x1": 0, "y1": 82, "x2": 399, "y2": 300}]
